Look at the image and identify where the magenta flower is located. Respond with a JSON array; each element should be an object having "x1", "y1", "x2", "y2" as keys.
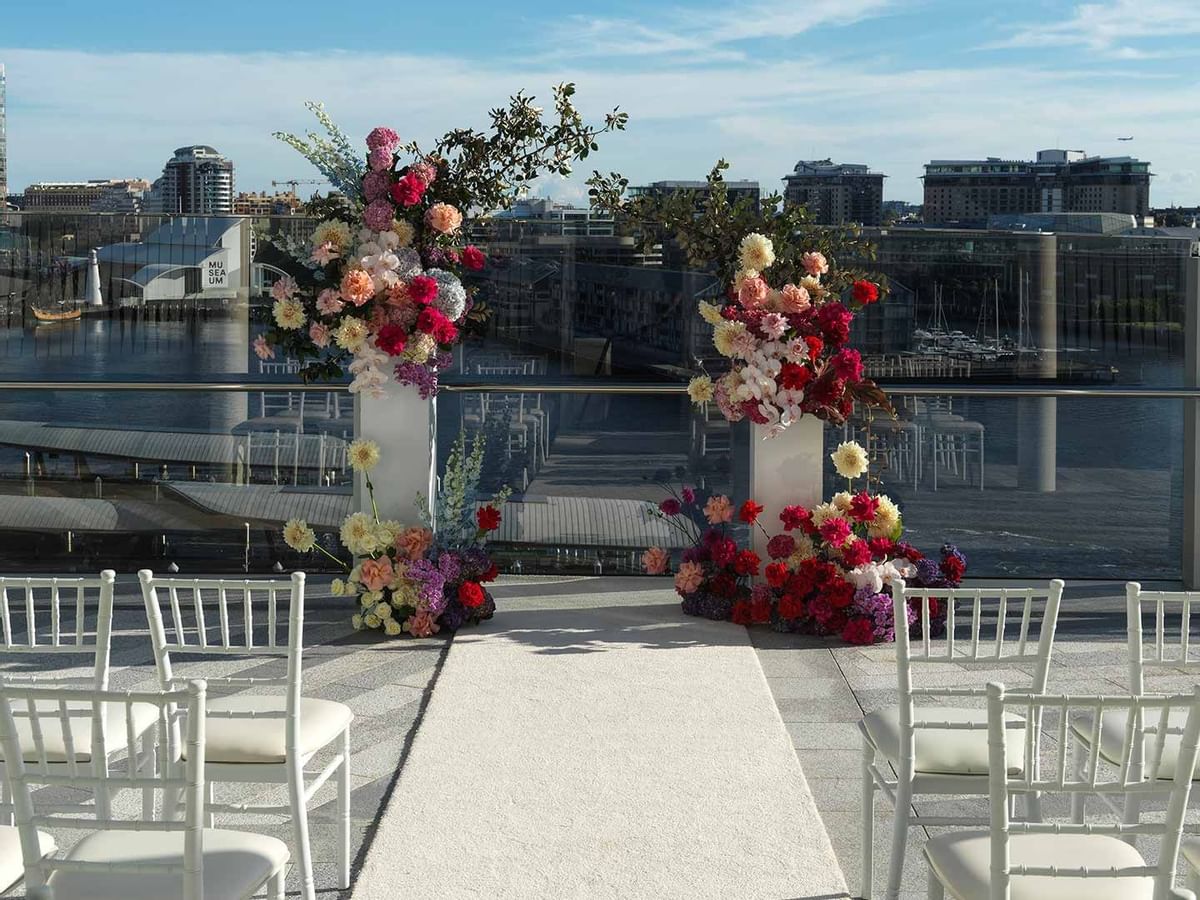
[{"x1": 659, "y1": 498, "x2": 681, "y2": 516}]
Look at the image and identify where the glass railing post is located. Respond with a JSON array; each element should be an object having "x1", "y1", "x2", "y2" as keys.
[{"x1": 1184, "y1": 254, "x2": 1200, "y2": 588}]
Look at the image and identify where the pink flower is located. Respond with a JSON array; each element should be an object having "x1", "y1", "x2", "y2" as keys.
[
  {"x1": 360, "y1": 556, "x2": 395, "y2": 592},
  {"x1": 363, "y1": 199, "x2": 395, "y2": 232},
  {"x1": 362, "y1": 171, "x2": 390, "y2": 202},
  {"x1": 729, "y1": 329, "x2": 758, "y2": 358},
  {"x1": 365, "y1": 126, "x2": 400, "y2": 152},
  {"x1": 270, "y1": 275, "x2": 297, "y2": 303},
  {"x1": 760, "y1": 312, "x2": 787, "y2": 340},
  {"x1": 681, "y1": 486, "x2": 696, "y2": 504},
  {"x1": 310, "y1": 241, "x2": 338, "y2": 266},
  {"x1": 642, "y1": 547, "x2": 670, "y2": 575},
  {"x1": 738, "y1": 274, "x2": 769, "y2": 308},
  {"x1": 252, "y1": 334, "x2": 274, "y2": 360},
  {"x1": 674, "y1": 561, "x2": 704, "y2": 594},
  {"x1": 368, "y1": 147, "x2": 392, "y2": 173},
  {"x1": 308, "y1": 322, "x2": 331, "y2": 348},
  {"x1": 703, "y1": 495, "x2": 733, "y2": 524},
  {"x1": 411, "y1": 160, "x2": 437, "y2": 186},
  {"x1": 341, "y1": 269, "x2": 375, "y2": 307},
  {"x1": 461, "y1": 245, "x2": 486, "y2": 271},
  {"x1": 316, "y1": 289, "x2": 344, "y2": 316},
  {"x1": 405, "y1": 609, "x2": 440, "y2": 638},
  {"x1": 397, "y1": 527, "x2": 433, "y2": 560},
  {"x1": 425, "y1": 202, "x2": 463, "y2": 235},
  {"x1": 801, "y1": 251, "x2": 829, "y2": 276},
  {"x1": 778, "y1": 283, "x2": 811, "y2": 313}
]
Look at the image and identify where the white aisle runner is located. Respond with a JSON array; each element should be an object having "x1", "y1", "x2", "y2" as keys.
[{"x1": 354, "y1": 596, "x2": 849, "y2": 899}]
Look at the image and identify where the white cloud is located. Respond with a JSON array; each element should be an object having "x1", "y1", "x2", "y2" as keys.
[
  {"x1": 1, "y1": 41, "x2": 1197, "y2": 206},
  {"x1": 984, "y1": 0, "x2": 1200, "y2": 53}
]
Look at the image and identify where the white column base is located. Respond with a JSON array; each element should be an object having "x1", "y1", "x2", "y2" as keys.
[
  {"x1": 749, "y1": 416, "x2": 825, "y2": 558},
  {"x1": 353, "y1": 388, "x2": 436, "y2": 526}
]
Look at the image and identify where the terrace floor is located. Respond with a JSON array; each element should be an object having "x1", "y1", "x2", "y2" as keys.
[{"x1": 0, "y1": 575, "x2": 1179, "y2": 899}]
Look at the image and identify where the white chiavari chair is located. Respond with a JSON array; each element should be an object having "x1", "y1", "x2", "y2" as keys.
[
  {"x1": 0, "y1": 679, "x2": 289, "y2": 899},
  {"x1": 925, "y1": 682, "x2": 1200, "y2": 900},
  {"x1": 139, "y1": 571, "x2": 352, "y2": 900},
  {"x1": 0, "y1": 571, "x2": 159, "y2": 821},
  {"x1": 860, "y1": 579, "x2": 1064, "y2": 899}
]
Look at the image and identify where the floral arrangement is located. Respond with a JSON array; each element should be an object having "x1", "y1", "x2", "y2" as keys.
[
  {"x1": 641, "y1": 441, "x2": 966, "y2": 646},
  {"x1": 256, "y1": 87, "x2": 627, "y2": 397},
  {"x1": 685, "y1": 231, "x2": 886, "y2": 435},
  {"x1": 281, "y1": 434, "x2": 509, "y2": 637}
]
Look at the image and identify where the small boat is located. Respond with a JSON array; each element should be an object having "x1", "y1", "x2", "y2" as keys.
[{"x1": 31, "y1": 306, "x2": 82, "y2": 322}]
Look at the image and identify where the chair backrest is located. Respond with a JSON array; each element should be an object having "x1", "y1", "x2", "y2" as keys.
[
  {"x1": 0, "y1": 572, "x2": 116, "y2": 690},
  {"x1": 138, "y1": 571, "x2": 304, "y2": 752},
  {"x1": 986, "y1": 682, "x2": 1200, "y2": 900},
  {"x1": 0, "y1": 679, "x2": 207, "y2": 898},
  {"x1": 1125, "y1": 582, "x2": 1200, "y2": 696}
]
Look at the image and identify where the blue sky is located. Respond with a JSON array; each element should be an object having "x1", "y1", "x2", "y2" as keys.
[{"x1": 3, "y1": 0, "x2": 1199, "y2": 205}]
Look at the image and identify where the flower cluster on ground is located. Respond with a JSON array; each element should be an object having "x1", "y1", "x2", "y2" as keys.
[
  {"x1": 282, "y1": 433, "x2": 510, "y2": 637},
  {"x1": 641, "y1": 441, "x2": 965, "y2": 645},
  {"x1": 686, "y1": 232, "x2": 887, "y2": 436}
]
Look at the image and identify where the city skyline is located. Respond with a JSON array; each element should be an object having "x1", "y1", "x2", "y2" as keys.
[{"x1": 1, "y1": 0, "x2": 1199, "y2": 206}]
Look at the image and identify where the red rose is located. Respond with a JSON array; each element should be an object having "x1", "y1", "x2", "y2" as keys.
[
  {"x1": 738, "y1": 500, "x2": 764, "y2": 525},
  {"x1": 841, "y1": 539, "x2": 872, "y2": 568},
  {"x1": 778, "y1": 592, "x2": 805, "y2": 619},
  {"x1": 731, "y1": 600, "x2": 752, "y2": 625},
  {"x1": 376, "y1": 323, "x2": 407, "y2": 356},
  {"x1": 461, "y1": 245, "x2": 486, "y2": 271},
  {"x1": 852, "y1": 280, "x2": 880, "y2": 305},
  {"x1": 750, "y1": 597, "x2": 771, "y2": 624},
  {"x1": 733, "y1": 550, "x2": 761, "y2": 577},
  {"x1": 849, "y1": 491, "x2": 880, "y2": 523},
  {"x1": 408, "y1": 275, "x2": 438, "y2": 305},
  {"x1": 457, "y1": 581, "x2": 485, "y2": 608},
  {"x1": 765, "y1": 562, "x2": 789, "y2": 589},
  {"x1": 831, "y1": 348, "x2": 864, "y2": 383},
  {"x1": 390, "y1": 173, "x2": 426, "y2": 207},
  {"x1": 804, "y1": 335, "x2": 824, "y2": 358},
  {"x1": 480, "y1": 563, "x2": 499, "y2": 583},
  {"x1": 940, "y1": 555, "x2": 966, "y2": 584},
  {"x1": 476, "y1": 506, "x2": 502, "y2": 531},
  {"x1": 842, "y1": 617, "x2": 875, "y2": 645},
  {"x1": 779, "y1": 362, "x2": 812, "y2": 391}
]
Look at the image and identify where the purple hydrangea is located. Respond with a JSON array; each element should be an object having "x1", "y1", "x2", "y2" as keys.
[
  {"x1": 850, "y1": 589, "x2": 915, "y2": 643},
  {"x1": 363, "y1": 199, "x2": 395, "y2": 231},
  {"x1": 395, "y1": 362, "x2": 438, "y2": 399},
  {"x1": 367, "y1": 147, "x2": 393, "y2": 173},
  {"x1": 362, "y1": 171, "x2": 390, "y2": 201},
  {"x1": 912, "y1": 558, "x2": 945, "y2": 588}
]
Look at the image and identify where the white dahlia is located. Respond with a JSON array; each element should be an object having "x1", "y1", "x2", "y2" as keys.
[
  {"x1": 831, "y1": 441, "x2": 869, "y2": 480},
  {"x1": 739, "y1": 232, "x2": 776, "y2": 272}
]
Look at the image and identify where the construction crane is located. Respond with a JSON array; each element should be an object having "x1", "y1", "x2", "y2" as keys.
[{"x1": 271, "y1": 179, "x2": 324, "y2": 193}]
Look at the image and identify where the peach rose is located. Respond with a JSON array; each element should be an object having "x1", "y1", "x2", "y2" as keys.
[
  {"x1": 801, "y1": 251, "x2": 829, "y2": 277},
  {"x1": 704, "y1": 495, "x2": 734, "y2": 524},
  {"x1": 341, "y1": 268, "x2": 375, "y2": 306},
  {"x1": 397, "y1": 526, "x2": 433, "y2": 560},
  {"x1": 642, "y1": 547, "x2": 670, "y2": 575},
  {"x1": 674, "y1": 561, "x2": 704, "y2": 594},
  {"x1": 425, "y1": 202, "x2": 463, "y2": 235},
  {"x1": 777, "y1": 283, "x2": 811, "y2": 313},
  {"x1": 360, "y1": 556, "x2": 395, "y2": 592},
  {"x1": 738, "y1": 274, "x2": 769, "y2": 308}
]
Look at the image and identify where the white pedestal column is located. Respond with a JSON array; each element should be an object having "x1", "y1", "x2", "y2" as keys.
[
  {"x1": 748, "y1": 416, "x2": 825, "y2": 558},
  {"x1": 353, "y1": 388, "x2": 436, "y2": 526}
]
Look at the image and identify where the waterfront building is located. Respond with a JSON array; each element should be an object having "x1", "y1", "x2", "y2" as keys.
[
  {"x1": 630, "y1": 179, "x2": 761, "y2": 209},
  {"x1": 21, "y1": 179, "x2": 151, "y2": 213},
  {"x1": 232, "y1": 190, "x2": 302, "y2": 216},
  {"x1": 151, "y1": 145, "x2": 235, "y2": 215},
  {"x1": 782, "y1": 159, "x2": 885, "y2": 226},
  {"x1": 923, "y1": 149, "x2": 1152, "y2": 224}
]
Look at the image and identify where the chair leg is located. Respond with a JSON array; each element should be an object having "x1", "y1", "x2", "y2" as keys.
[
  {"x1": 1189, "y1": 867, "x2": 1200, "y2": 898},
  {"x1": 886, "y1": 772, "x2": 913, "y2": 899},
  {"x1": 140, "y1": 735, "x2": 156, "y2": 821},
  {"x1": 288, "y1": 755, "x2": 316, "y2": 900},
  {"x1": 926, "y1": 866, "x2": 945, "y2": 899},
  {"x1": 338, "y1": 726, "x2": 351, "y2": 889},
  {"x1": 861, "y1": 733, "x2": 876, "y2": 899},
  {"x1": 268, "y1": 867, "x2": 286, "y2": 900},
  {"x1": 1069, "y1": 738, "x2": 1086, "y2": 823},
  {"x1": 0, "y1": 773, "x2": 12, "y2": 827},
  {"x1": 205, "y1": 781, "x2": 215, "y2": 828},
  {"x1": 1025, "y1": 789, "x2": 1042, "y2": 822}
]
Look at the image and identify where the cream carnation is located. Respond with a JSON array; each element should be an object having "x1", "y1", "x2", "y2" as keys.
[
  {"x1": 340, "y1": 512, "x2": 379, "y2": 556},
  {"x1": 713, "y1": 321, "x2": 747, "y2": 358},
  {"x1": 312, "y1": 219, "x2": 352, "y2": 252},
  {"x1": 870, "y1": 495, "x2": 901, "y2": 538},
  {"x1": 786, "y1": 534, "x2": 816, "y2": 568},
  {"x1": 831, "y1": 491, "x2": 854, "y2": 514},
  {"x1": 801, "y1": 251, "x2": 829, "y2": 276},
  {"x1": 738, "y1": 232, "x2": 776, "y2": 271},
  {"x1": 384, "y1": 618, "x2": 403, "y2": 636},
  {"x1": 401, "y1": 332, "x2": 436, "y2": 364},
  {"x1": 272, "y1": 299, "x2": 306, "y2": 331},
  {"x1": 425, "y1": 202, "x2": 463, "y2": 234},
  {"x1": 810, "y1": 502, "x2": 839, "y2": 529},
  {"x1": 687, "y1": 375, "x2": 714, "y2": 404},
  {"x1": 831, "y1": 441, "x2": 869, "y2": 479},
  {"x1": 698, "y1": 300, "x2": 725, "y2": 326},
  {"x1": 334, "y1": 317, "x2": 369, "y2": 353},
  {"x1": 347, "y1": 439, "x2": 381, "y2": 472},
  {"x1": 282, "y1": 518, "x2": 316, "y2": 552},
  {"x1": 392, "y1": 220, "x2": 415, "y2": 247}
]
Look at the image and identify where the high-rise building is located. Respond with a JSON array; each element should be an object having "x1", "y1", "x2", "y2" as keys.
[
  {"x1": 23, "y1": 179, "x2": 150, "y2": 213},
  {"x1": 781, "y1": 159, "x2": 885, "y2": 226},
  {"x1": 0, "y1": 64, "x2": 8, "y2": 207},
  {"x1": 152, "y1": 145, "x2": 234, "y2": 215},
  {"x1": 922, "y1": 149, "x2": 1151, "y2": 224}
]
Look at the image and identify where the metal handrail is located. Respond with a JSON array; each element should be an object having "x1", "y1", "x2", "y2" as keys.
[{"x1": 0, "y1": 379, "x2": 1196, "y2": 399}]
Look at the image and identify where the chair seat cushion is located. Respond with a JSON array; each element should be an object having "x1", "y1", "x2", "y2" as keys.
[
  {"x1": 46, "y1": 827, "x2": 288, "y2": 900},
  {"x1": 1071, "y1": 710, "x2": 1199, "y2": 780},
  {"x1": 925, "y1": 831, "x2": 1152, "y2": 899},
  {"x1": 0, "y1": 825, "x2": 55, "y2": 893},
  {"x1": 194, "y1": 695, "x2": 352, "y2": 764},
  {"x1": 0, "y1": 700, "x2": 159, "y2": 763},
  {"x1": 861, "y1": 705, "x2": 1025, "y2": 775}
]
